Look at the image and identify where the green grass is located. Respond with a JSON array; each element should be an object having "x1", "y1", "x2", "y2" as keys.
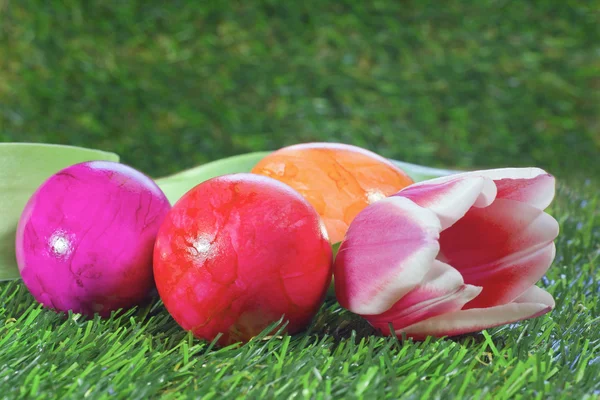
[{"x1": 0, "y1": 1, "x2": 599, "y2": 398}]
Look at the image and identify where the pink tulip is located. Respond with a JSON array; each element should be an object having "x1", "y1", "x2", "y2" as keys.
[{"x1": 334, "y1": 168, "x2": 558, "y2": 339}]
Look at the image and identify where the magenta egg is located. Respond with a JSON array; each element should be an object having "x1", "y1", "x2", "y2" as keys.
[{"x1": 15, "y1": 161, "x2": 171, "y2": 317}]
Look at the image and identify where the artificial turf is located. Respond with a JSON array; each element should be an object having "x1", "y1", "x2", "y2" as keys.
[{"x1": 0, "y1": 1, "x2": 599, "y2": 399}]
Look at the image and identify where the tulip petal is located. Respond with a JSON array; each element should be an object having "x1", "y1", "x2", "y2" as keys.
[
  {"x1": 439, "y1": 198, "x2": 559, "y2": 308},
  {"x1": 513, "y1": 284, "x2": 555, "y2": 308},
  {"x1": 364, "y1": 260, "x2": 482, "y2": 332},
  {"x1": 471, "y1": 168, "x2": 555, "y2": 210},
  {"x1": 400, "y1": 285, "x2": 554, "y2": 339},
  {"x1": 334, "y1": 197, "x2": 441, "y2": 315},
  {"x1": 463, "y1": 243, "x2": 556, "y2": 309},
  {"x1": 466, "y1": 167, "x2": 548, "y2": 181},
  {"x1": 396, "y1": 176, "x2": 497, "y2": 229},
  {"x1": 400, "y1": 167, "x2": 555, "y2": 211}
]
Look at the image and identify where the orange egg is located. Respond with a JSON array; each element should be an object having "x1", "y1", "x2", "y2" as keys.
[{"x1": 251, "y1": 143, "x2": 414, "y2": 243}]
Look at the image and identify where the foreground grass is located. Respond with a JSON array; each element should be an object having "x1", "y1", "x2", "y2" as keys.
[{"x1": 0, "y1": 183, "x2": 598, "y2": 399}]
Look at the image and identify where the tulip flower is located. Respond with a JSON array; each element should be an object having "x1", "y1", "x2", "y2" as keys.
[{"x1": 334, "y1": 168, "x2": 558, "y2": 339}]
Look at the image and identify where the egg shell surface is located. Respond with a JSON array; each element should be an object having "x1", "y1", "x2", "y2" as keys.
[
  {"x1": 251, "y1": 142, "x2": 414, "y2": 243},
  {"x1": 15, "y1": 161, "x2": 171, "y2": 317},
  {"x1": 153, "y1": 173, "x2": 332, "y2": 346}
]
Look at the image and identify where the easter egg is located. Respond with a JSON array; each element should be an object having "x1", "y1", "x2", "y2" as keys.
[
  {"x1": 153, "y1": 173, "x2": 332, "y2": 345},
  {"x1": 15, "y1": 161, "x2": 171, "y2": 317},
  {"x1": 251, "y1": 143, "x2": 414, "y2": 243}
]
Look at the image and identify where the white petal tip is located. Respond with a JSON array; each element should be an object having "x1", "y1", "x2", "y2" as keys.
[{"x1": 398, "y1": 287, "x2": 554, "y2": 339}]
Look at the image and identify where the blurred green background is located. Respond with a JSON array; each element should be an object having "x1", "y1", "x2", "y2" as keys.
[{"x1": 1, "y1": 1, "x2": 598, "y2": 179}]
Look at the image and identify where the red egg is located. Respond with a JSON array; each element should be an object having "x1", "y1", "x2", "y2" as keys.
[{"x1": 153, "y1": 173, "x2": 332, "y2": 345}]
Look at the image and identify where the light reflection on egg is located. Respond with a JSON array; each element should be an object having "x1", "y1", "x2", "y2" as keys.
[{"x1": 48, "y1": 230, "x2": 73, "y2": 258}]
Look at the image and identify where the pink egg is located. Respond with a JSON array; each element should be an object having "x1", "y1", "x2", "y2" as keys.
[{"x1": 15, "y1": 161, "x2": 171, "y2": 317}]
